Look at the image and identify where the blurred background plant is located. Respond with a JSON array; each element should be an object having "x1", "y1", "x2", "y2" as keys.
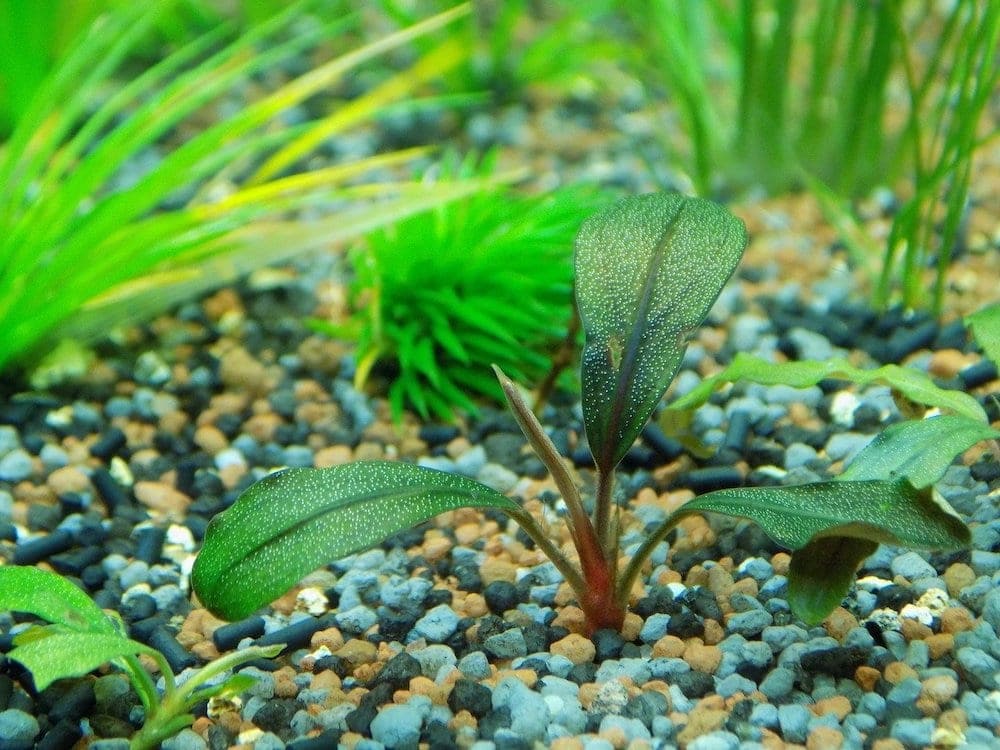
[
  {"x1": 619, "y1": 0, "x2": 999, "y2": 315},
  {"x1": 309, "y1": 153, "x2": 608, "y2": 420},
  {"x1": 0, "y1": 0, "x2": 498, "y2": 382}
]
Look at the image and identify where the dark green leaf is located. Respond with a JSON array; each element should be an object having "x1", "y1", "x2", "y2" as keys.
[
  {"x1": 788, "y1": 537, "x2": 878, "y2": 625},
  {"x1": 575, "y1": 193, "x2": 747, "y2": 473},
  {"x1": 673, "y1": 479, "x2": 970, "y2": 551},
  {"x1": 192, "y1": 461, "x2": 520, "y2": 621},
  {"x1": 7, "y1": 631, "x2": 156, "y2": 691},
  {"x1": 840, "y1": 415, "x2": 1000, "y2": 487},
  {"x1": 0, "y1": 566, "x2": 116, "y2": 634}
]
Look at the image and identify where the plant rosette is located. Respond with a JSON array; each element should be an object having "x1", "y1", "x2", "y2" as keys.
[{"x1": 192, "y1": 192, "x2": 974, "y2": 633}]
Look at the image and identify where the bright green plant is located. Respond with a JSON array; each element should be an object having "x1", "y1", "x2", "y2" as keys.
[
  {"x1": 0, "y1": 1, "x2": 494, "y2": 378},
  {"x1": 310, "y1": 154, "x2": 608, "y2": 420},
  {"x1": 191, "y1": 193, "x2": 970, "y2": 633},
  {"x1": 0, "y1": 566, "x2": 281, "y2": 750},
  {"x1": 966, "y1": 304, "x2": 1000, "y2": 367}
]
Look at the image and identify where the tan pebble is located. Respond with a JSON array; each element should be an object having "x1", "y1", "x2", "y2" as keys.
[
  {"x1": 190, "y1": 716, "x2": 213, "y2": 737},
  {"x1": 410, "y1": 675, "x2": 450, "y2": 704},
  {"x1": 938, "y1": 706, "x2": 968, "y2": 731},
  {"x1": 684, "y1": 565, "x2": 709, "y2": 587},
  {"x1": 651, "y1": 635, "x2": 685, "y2": 659},
  {"x1": 449, "y1": 709, "x2": 477, "y2": 731},
  {"x1": 915, "y1": 695, "x2": 941, "y2": 717},
  {"x1": 807, "y1": 725, "x2": 844, "y2": 750},
  {"x1": 190, "y1": 640, "x2": 219, "y2": 661},
  {"x1": 133, "y1": 480, "x2": 190, "y2": 515},
  {"x1": 459, "y1": 593, "x2": 488, "y2": 618},
  {"x1": 684, "y1": 642, "x2": 721, "y2": 674},
  {"x1": 314, "y1": 445, "x2": 353, "y2": 468},
  {"x1": 929, "y1": 349, "x2": 975, "y2": 379},
  {"x1": 925, "y1": 632, "x2": 954, "y2": 659},
  {"x1": 706, "y1": 565, "x2": 734, "y2": 596},
  {"x1": 311, "y1": 670, "x2": 341, "y2": 691},
  {"x1": 811, "y1": 695, "x2": 851, "y2": 721},
  {"x1": 551, "y1": 606, "x2": 588, "y2": 634},
  {"x1": 702, "y1": 619, "x2": 724, "y2": 645},
  {"x1": 194, "y1": 425, "x2": 228, "y2": 454},
  {"x1": 47, "y1": 466, "x2": 92, "y2": 496},
  {"x1": 621, "y1": 612, "x2": 643, "y2": 642},
  {"x1": 550, "y1": 633, "x2": 596, "y2": 665},
  {"x1": 921, "y1": 674, "x2": 959, "y2": 705},
  {"x1": 398, "y1": 436, "x2": 427, "y2": 459},
  {"x1": 554, "y1": 582, "x2": 577, "y2": 606},
  {"x1": 335, "y1": 639, "x2": 377, "y2": 667},
  {"x1": 855, "y1": 665, "x2": 881, "y2": 692},
  {"x1": 158, "y1": 409, "x2": 188, "y2": 435},
  {"x1": 871, "y1": 740, "x2": 905, "y2": 750},
  {"x1": 12, "y1": 481, "x2": 57, "y2": 508},
  {"x1": 244, "y1": 413, "x2": 283, "y2": 443},
  {"x1": 217, "y1": 463, "x2": 247, "y2": 490},
  {"x1": 940, "y1": 606, "x2": 974, "y2": 633},
  {"x1": 676, "y1": 707, "x2": 728, "y2": 745},
  {"x1": 218, "y1": 345, "x2": 273, "y2": 395},
  {"x1": 599, "y1": 725, "x2": 628, "y2": 749},
  {"x1": 274, "y1": 672, "x2": 299, "y2": 699},
  {"x1": 337, "y1": 731, "x2": 364, "y2": 749},
  {"x1": 770, "y1": 552, "x2": 791, "y2": 576},
  {"x1": 454, "y1": 522, "x2": 483, "y2": 546},
  {"x1": 942, "y1": 563, "x2": 976, "y2": 598},
  {"x1": 550, "y1": 738, "x2": 584, "y2": 750},
  {"x1": 577, "y1": 683, "x2": 599, "y2": 709},
  {"x1": 730, "y1": 577, "x2": 758, "y2": 597},
  {"x1": 297, "y1": 336, "x2": 343, "y2": 374},
  {"x1": 353, "y1": 441, "x2": 383, "y2": 460},
  {"x1": 446, "y1": 437, "x2": 472, "y2": 458},
  {"x1": 214, "y1": 709, "x2": 243, "y2": 735},
  {"x1": 900, "y1": 617, "x2": 933, "y2": 642},
  {"x1": 884, "y1": 661, "x2": 918, "y2": 684},
  {"x1": 422, "y1": 536, "x2": 452, "y2": 563},
  {"x1": 823, "y1": 607, "x2": 859, "y2": 642}
]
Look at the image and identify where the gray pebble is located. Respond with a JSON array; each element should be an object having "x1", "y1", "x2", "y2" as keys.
[
  {"x1": 980, "y1": 587, "x2": 1000, "y2": 633},
  {"x1": 890, "y1": 718, "x2": 935, "y2": 747},
  {"x1": 370, "y1": 704, "x2": 422, "y2": 747},
  {"x1": 749, "y1": 703, "x2": 778, "y2": 728},
  {"x1": 715, "y1": 673, "x2": 757, "y2": 698},
  {"x1": 0, "y1": 448, "x2": 33, "y2": 481},
  {"x1": 0, "y1": 708, "x2": 39, "y2": 742},
  {"x1": 118, "y1": 560, "x2": 150, "y2": 589},
  {"x1": 890, "y1": 551, "x2": 937, "y2": 581},
  {"x1": 777, "y1": 703, "x2": 810, "y2": 744},
  {"x1": 687, "y1": 731, "x2": 740, "y2": 750},
  {"x1": 283, "y1": 445, "x2": 314, "y2": 468},
  {"x1": 784, "y1": 442, "x2": 818, "y2": 470},
  {"x1": 412, "y1": 644, "x2": 457, "y2": 678},
  {"x1": 492, "y1": 676, "x2": 549, "y2": 743},
  {"x1": 241, "y1": 667, "x2": 275, "y2": 700},
  {"x1": 595, "y1": 658, "x2": 651, "y2": 685},
  {"x1": 161, "y1": 728, "x2": 207, "y2": 750},
  {"x1": 969, "y1": 550, "x2": 1000, "y2": 576},
  {"x1": 457, "y1": 650, "x2": 491, "y2": 680},
  {"x1": 252, "y1": 732, "x2": 284, "y2": 750},
  {"x1": 39, "y1": 443, "x2": 69, "y2": 470},
  {"x1": 0, "y1": 426, "x2": 20, "y2": 454},
  {"x1": 825, "y1": 432, "x2": 874, "y2": 463},
  {"x1": 599, "y1": 715, "x2": 651, "y2": 742},
  {"x1": 729, "y1": 314, "x2": 771, "y2": 351},
  {"x1": 412, "y1": 604, "x2": 459, "y2": 643},
  {"x1": 89, "y1": 741, "x2": 131, "y2": 750},
  {"x1": 726, "y1": 608, "x2": 772, "y2": 637},
  {"x1": 762, "y1": 624, "x2": 808, "y2": 652},
  {"x1": 484, "y1": 628, "x2": 528, "y2": 659},
  {"x1": 477, "y1": 462, "x2": 520, "y2": 492},
  {"x1": 955, "y1": 646, "x2": 1000, "y2": 690},
  {"x1": 672, "y1": 370, "x2": 703, "y2": 398},
  {"x1": 336, "y1": 605, "x2": 377, "y2": 634},
  {"x1": 759, "y1": 667, "x2": 795, "y2": 701},
  {"x1": 454, "y1": 445, "x2": 486, "y2": 477},
  {"x1": 787, "y1": 327, "x2": 837, "y2": 361},
  {"x1": 764, "y1": 384, "x2": 822, "y2": 408},
  {"x1": 639, "y1": 613, "x2": 671, "y2": 643},
  {"x1": 693, "y1": 404, "x2": 725, "y2": 432}
]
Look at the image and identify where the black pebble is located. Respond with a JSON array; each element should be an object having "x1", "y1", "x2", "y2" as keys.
[
  {"x1": 148, "y1": 627, "x2": 197, "y2": 673},
  {"x1": 419, "y1": 424, "x2": 461, "y2": 446},
  {"x1": 90, "y1": 468, "x2": 130, "y2": 511},
  {"x1": 625, "y1": 690, "x2": 669, "y2": 728},
  {"x1": 520, "y1": 622, "x2": 548, "y2": 654},
  {"x1": 567, "y1": 663, "x2": 597, "y2": 685},
  {"x1": 121, "y1": 593, "x2": 157, "y2": 622},
  {"x1": 970, "y1": 459, "x2": 1000, "y2": 483},
  {"x1": 253, "y1": 698, "x2": 302, "y2": 739},
  {"x1": 448, "y1": 678, "x2": 493, "y2": 718},
  {"x1": 673, "y1": 670, "x2": 715, "y2": 697},
  {"x1": 744, "y1": 437, "x2": 784, "y2": 467},
  {"x1": 683, "y1": 587, "x2": 723, "y2": 622},
  {"x1": 130, "y1": 615, "x2": 169, "y2": 644},
  {"x1": 483, "y1": 581, "x2": 521, "y2": 614},
  {"x1": 666, "y1": 609, "x2": 704, "y2": 638},
  {"x1": 592, "y1": 629, "x2": 624, "y2": 661},
  {"x1": 255, "y1": 613, "x2": 337, "y2": 650},
  {"x1": 641, "y1": 423, "x2": 683, "y2": 461},
  {"x1": 90, "y1": 427, "x2": 127, "y2": 460},
  {"x1": 723, "y1": 410, "x2": 752, "y2": 452},
  {"x1": 287, "y1": 730, "x2": 343, "y2": 750},
  {"x1": 452, "y1": 563, "x2": 482, "y2": 593},
  {"x1": 377, "y1": 610, "x2": 418, "y2": 643},
  {"x1": 884, "y1": 320, "x2": 938, "y2": 363},
  {"x1": 36, "y1": 719, "x2": 83, "y2": 750},
  {"x1": 875, "y1": 584, "x2": 914, "y2": 609},
  {"x1": 372, "y1": 652, "x2": 421, "y2": 689},
  {"x1": 799, "y1": 646, "x2": 870, "y2": 678},
  {"x1": 423, "y1": 721, "x2": 458, "y2": 748},
  {"x1": 679, "y1": 466, "x2": 743, "y2": 493},
  {"x1": 13, "y1": 529, "x2": 74, "y2": 565},
  {"x1": 478, "y1": 706, "x2": 512, "y2": 739},
  {"x1": 213, "y1": 616, "x2": 266, "y2": 651},
  {"x1": 134, "y1": 526, "x2": 166, "y2": 565},
  {"x1": 50, "y1": 545, "x2": 104, "y2": 577},
  {"x1": 345, "y1": 682, "x2": 393, "y2": 734},
  {"x1": 961, "y1": 359, "x2": 999, "y2": 389},
  {"x1": 47, "y1": 680, "x2": 95, "y2": 723}
]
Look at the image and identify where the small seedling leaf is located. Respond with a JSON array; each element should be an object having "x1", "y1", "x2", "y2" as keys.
[
  {"x1": 840, "y1": 415, "x2": 1000, "y2": 487},
  {"x1": 0, "y1": 566, "x2": 116, "y2": 635},
  {"x1": 666, "y1": 353, "x2": 987, "y2": 422},
  {"x1": 672, "y1": 479, "x2": 969, "y2": 551},
  {"x1": 7, "y1": 631, "x2": 157, "y2": 691},
  {"x1": 788, "y1": 537, "x2": 878, "y2": 625},
  {"x1": 965, "y1": 303, "x2": 1000, "y2": 366},
  {"x1": 191, "y1": 461, "x2": 520, "y2": 621},
  {"x1": 575, "y1": 193, "x2": 747, "y2": 473}
]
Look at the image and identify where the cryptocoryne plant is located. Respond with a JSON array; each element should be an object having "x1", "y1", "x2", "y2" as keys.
[
  {"x1": 0, "y1": 566, "x2": 281, "y2": 750},
  {"x1": 192, "y1": 193, "x2": 971, "y2": 633}
]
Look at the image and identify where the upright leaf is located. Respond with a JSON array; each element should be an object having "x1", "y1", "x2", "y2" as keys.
[
  {"x1": 192, "y1": 461, "x2": 520, "y2": 620},
  {"x1": 575, "y1": 193, "x2": 747, "y2": 473}
]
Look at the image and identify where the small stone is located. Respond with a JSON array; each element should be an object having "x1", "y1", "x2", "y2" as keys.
[
  {"x1": 777, "y1": 703, "x2": 810, "y2": 744},
  {"x1": 0, "y1": 449, "x2": 33, "y2": 481},
  {"x1": 413, "y1": 604, "x2": 460, "y2": 643},
  {"x1": 954, "y1": 646, "x2": 1000, "y2": 690},
  {"x1": 0, "y1": 708, "x2": 40, "y2": 742},
  {"x1": 889, "y1": 718, "x2": 935, "y2": 747},
  {"x1": 920, "y1": 675, "x2": 958, "y2": 706},
  {"x1": 890, "y1": 552, "x2": 937, "y2": 582},
  {"x1": 550, "y1": 633, "x2": 596, "y2": 665},
  {"x1": 942, "y1": 563, "x2": 976, "y2": 598},
  {"x1": 133, "y1": 481, "x2": 191, "y2": 515},
  {"x1": 370, "y1": 704, "x2": 422, "y2": 747},
  {"x1": 812, "y1": 695, "x2": 851, "y2": 721},
  {"x1": 484, "y1": 628, "x2": 528, "y2": 659},
  {"x1": 684, "y1": 642, "x2": 721, "y2": 674},
  {"x1": 806, "y1": 726, "x2": 844, "y2": 750},
  {"x1": 47, "y1": 466, "x2": 92, "y2": 496}
]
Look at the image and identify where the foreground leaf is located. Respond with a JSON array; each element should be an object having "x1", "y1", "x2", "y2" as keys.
[
  {"x1": 0, "y1": 566, "x2": 115, "y2": 635},
  {"x1": 192, "y1": 461, "x2": 519, "y2": 620},
  {"x1": 840, "y1": 415, "x2": 1000, "y2": 487},
  {"x1": 673, "y1": 479, "x2": 970, "y2": 551},
  {"x1": 7, "y1": 631, "x2": 156, "y2": 691},
  {"x1": 575, "y1": 193, "x2": 747, "y2": 473},
  {"x1": 788, "y1": 537, "x2": 878, "y2": 625},
  {"x1": 666, "y1": 353, "x2": 987, "y2": 422},
  {"x1": 965, "y1": 303, "x2": 1000, "y2": 366}
]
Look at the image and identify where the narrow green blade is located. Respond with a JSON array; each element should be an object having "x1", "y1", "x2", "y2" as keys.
[
  {"x1": 192, "y1": 461, "x2": 519, "y2": 621},
  {"x1": 575, "y1": 193, "x2": 747, "y2": 473}
]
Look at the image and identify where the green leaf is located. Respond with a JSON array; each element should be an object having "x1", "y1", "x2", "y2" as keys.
[
  {"x1": 666, "y1": 352, "x2": 987, "y2": 422},
  {"x1": 575, "y1": 193, "x2": 747, "y2": 473},
  {"x1": 674, "y1": 479, "x2": 970, "y2": 551},
  {"x1": 7, "y1": 631, "x2": 156, "y2": 691},
  {"x1": 840, "y1": 415, "x2": 1000, "y2": 487},
  {"x1": 966, "y1": 303, "x2": 1000, "y2": 366},
  {"x1": 0, "y1": 566, "x2": 116, "y2": 635},
  {"x1": 788, "y1": 537, "x2": 878, "y2": 625},
  {"x1": 192, "y1": 461, "x2": 520, "y2": 621}
]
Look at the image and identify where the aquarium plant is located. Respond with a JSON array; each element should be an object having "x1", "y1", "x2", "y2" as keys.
[
  {"x1": 192, "y1": 192, "x2": 972, "y2": 633},
  {"x1": 309, "y1": 153, "x2": 608, "y2": 420},
  {"x1": 0, "y1": 1, "x2": 493, "y2": 380},
  {"x1": 0, "y1": 566, "x2": 281, "y2": 750}
]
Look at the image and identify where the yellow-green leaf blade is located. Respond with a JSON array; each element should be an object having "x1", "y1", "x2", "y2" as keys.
[
  {"x1": 8, "y1": 632, "x2": 157, "y2": 692},
  {"x1": 0, "y1": 566, "x2": 116, "y2": 635}
]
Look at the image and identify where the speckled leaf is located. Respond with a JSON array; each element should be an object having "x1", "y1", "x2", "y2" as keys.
[
  {"x1": 788, "y1": 537, "x2": 878, "y2": 625},
  {"x1": 191, "y1": 461, "x2": 519, "y2": 621},
  {"x1": 575, "y1": 193, "x2": 747, "y2": 473},
  {"x1": 0, "y1": 566, "x2": 116, "y2": 634},
  {"x1": 8, "y1": 631, "x2": 156, "y2": 691},
  {"x1": 672, "y1": 479, "x2": 970, "y2": 551},
  {"x1": 840, "y1": 415, "x2": 1000, "y2": 488}
]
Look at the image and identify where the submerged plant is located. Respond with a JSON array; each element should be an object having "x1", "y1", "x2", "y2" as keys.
[
  {"x1": 0, "y1": 1, "x2": 488, "y2": 379},
  {"x1": 192, "y1": 193, "x2": 970, "y2": 633},
  {"x1": 0, "y1": 566, "x2": 281, "y2": 750},
  {"x1": 310, "y1": 154, "x2": 606, "y2": 420}
]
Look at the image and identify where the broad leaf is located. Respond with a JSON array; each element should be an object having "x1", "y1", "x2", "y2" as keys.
[
  {"x1": 192, "y1": 461, "x2": 520, "y2": 620},
  {"x1": 788, "y1": 537, "x2": 878, "y2": 625},
  {"x1": 575, "y1": 193, "x2": 747, "y2": 473},
  {"x1": 966, "y1": 303, "x2": 1000, "y2": 366},
  {"x1": 672, "y1": 479, "x2": 970, "y2": 551},
  {"x1": 666, "y1": 352, "x2": 987, "y2": 422},
  {"x1": 0, "y1": 566, "x2": 115, "y2": 635},
  {"x1": 840, "y1": 415, "x2": 1000, "y2": 487},
  {"x1": 7, "y1": 631, "x2": 156, "y2": 691}
]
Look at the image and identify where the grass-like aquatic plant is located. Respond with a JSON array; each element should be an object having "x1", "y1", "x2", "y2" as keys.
[
  {"x1": 0, "y1": 566, "x2": 282, "y2": 750},
  {"x1": 192, "y1": 193, "x2": 973, "y2": 633},
  {"x1": 0, "y1": 1, "x2": 493, "y2": 379},
  {"x1": 310, "y1": 154, "x2": 608, "y2": 420}
]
